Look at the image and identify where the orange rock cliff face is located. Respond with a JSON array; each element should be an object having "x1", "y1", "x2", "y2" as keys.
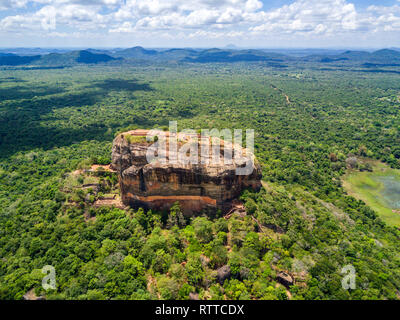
[{"x1": 111, "y1": 129, "x2": 262, "y2": 215}]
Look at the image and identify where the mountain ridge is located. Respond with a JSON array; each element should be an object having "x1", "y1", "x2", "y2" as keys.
[{"x1": 1, "y1": 47, "x2": 400, "y2": 66}]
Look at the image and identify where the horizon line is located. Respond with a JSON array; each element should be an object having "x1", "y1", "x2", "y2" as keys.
[{"x1": 0, "y1": 46, "x2": 398, "y2": 50}]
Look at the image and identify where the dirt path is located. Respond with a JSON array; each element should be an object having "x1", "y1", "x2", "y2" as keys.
[
  {"x1": 147, "y1": 275, "x2": 161, "y2": 299},
  {"x1": 271, "y1": 84, "x2": 291, "y2": 104},
  {"x1": 275, "y1": 283, "x2": 292, "y2": 300}
]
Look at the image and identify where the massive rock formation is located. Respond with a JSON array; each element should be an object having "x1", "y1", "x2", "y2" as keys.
[{"x1": 111, "y1": 129, "x2": 261, "y2": 215}]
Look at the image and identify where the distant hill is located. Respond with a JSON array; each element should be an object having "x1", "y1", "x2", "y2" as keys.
[
  {"x1": 0, "y1": 50, "x2": 120, "y2": 66},
  {"x1": 308, "y1": 49, "x2": 400, "y2": 64},
  {"x1": 85, "y1": 48, "x2": 115, "y2": 55},
  {"x1": 370, "y1": 49, "x2": 400, "y2": 62},
  {"x1": 110, "y1": 46, "x2": 289, "y2": 63},
  {"x1": 0, "y1": 54, "x2": 41, "y2": 66},
  {"x1": 224, "y1": 44, "x2": 240, "y2": 50},
  {"x1": 0, "y1": 48, "x2": 70, "y2": 56},
  {"x1": 37, "y1": 50, "x2": 119, "y2": 66},
  {"x1": 183, "y1": 48, "x2": 287, "y2": 64},
  {"x1": 112, "y1": 46, "x2": 158, "y2": 59},
  {"x1": 340, "y1": 50, "x2": 372, "y2": 60},
  {"x1": 156, "y1": 48, "x2": 199, "y2": 61},
  {"x1": 2, "y1": 47, "x2": 400, "y2": 67},
  {"x1": 111, "y1": 46, "x2": 200, "y2": 61}
]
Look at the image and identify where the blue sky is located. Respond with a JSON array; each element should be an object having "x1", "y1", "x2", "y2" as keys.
[{"x1": 0, "y1": 0, "x2": 400, "y2": 48}]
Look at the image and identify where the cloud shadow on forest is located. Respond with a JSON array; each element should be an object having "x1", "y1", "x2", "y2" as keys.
[
  {"x1": 0, "y1": 78, "x2": 154, "y2": 158},
  {"x1": 0, "y1": 84, "x2": 65, "y2": 101},
  {"x1": 88, "y1": 79, "x2": 153, "y2": 92}
]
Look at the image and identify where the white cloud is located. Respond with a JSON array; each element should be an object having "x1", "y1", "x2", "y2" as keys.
[
  {"x1": 0, "y1": 0, "x2": 28, "y2": 10},
  {"x1": 250, "y1": 0, "x2": 360, "y2": 35},
  {"x1": 111, "y1": 0, "x2": 263, "y2": 31},
  {"x1": 1, "y1": 0, "x2": 400, "y2": 46},
  {"x1": 0, "y1": 3, "x2": 110, "y2": 31},
  {"x1": 188, "y1": 29, "x2": 244, "y2": 38},
  {"x1": 366, "y1": 4, "x2": 400, "y2": 32},
  {"x1": 244, "y1": 0, "x2": 262, "y2": 12}
]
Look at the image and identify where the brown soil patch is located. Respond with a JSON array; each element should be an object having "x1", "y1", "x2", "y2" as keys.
[
  {"x1": 93, "y1": 196, "x2": 125, "y2": 209},
  {"x1": 90, "y1": 164, "x2": 115, "y2": 172},
  {"x1": 274, "y1": 283, "x2": 292, "y2": 300},
  {"x1": 83, "y1": 211, "x2": 96, "y2": 223},
  {"x1": 23, "y1": 288, "x2": 44, "y2": 300},
  {"x1": 72, "y1": 164, "x2": 115, "y2": 176}
]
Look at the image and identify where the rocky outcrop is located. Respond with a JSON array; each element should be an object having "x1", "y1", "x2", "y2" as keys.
[
  {"x1": 23, "y1": 289, "x2": 45, "y2": 300},
  {"x1": 189, "y1": 292, "x2": 199, "y2": 300},
  {"x1": 111, "y1": 129, "x2": 262, "y2": 215},
  {"x1": 216, "y1": 265, "x2": 231, "y2": 284},
  {"x1": 277, "y1": 271, "x2": 294, "y2": 287}
]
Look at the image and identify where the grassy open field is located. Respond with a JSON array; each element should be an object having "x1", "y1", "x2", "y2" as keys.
[{"x1": 342, "y1": 160, "x2": 400, "y2": 227}]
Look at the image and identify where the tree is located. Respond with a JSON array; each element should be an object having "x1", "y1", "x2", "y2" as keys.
[
  {"x1": 152, "y1": 249, "x2": 171, "y2": 274},
  {"x1": 185, "y1": 254, "x2": 205, "y2": 286},
  {"x1": 192, "y1": 217, "x2": 213, "y2": 244},
  {"x1": 346, "y1": 156, "x2": 358, "y2": 169},
  {"x1": 166, "y1": 202, "x2": 186, "y2": 229},
  {"x1": 157, "y1": 275, "x2": 180, "y2": 300},
  {"x1": 224, "y1": 279, "x2": 249, "y2": 300},
  {"x1": 123, "y1": 255, "x2": 143, "y2": 277}
]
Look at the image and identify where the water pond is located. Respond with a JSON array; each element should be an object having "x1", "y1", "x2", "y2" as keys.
[{"x1": 375, "y1": 175, "x2": 400, "y2": 209}]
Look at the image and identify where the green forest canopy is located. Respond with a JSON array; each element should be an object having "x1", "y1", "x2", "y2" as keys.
[{"x1": 0, "y1": 63, "x2": 400, "y2": 300}]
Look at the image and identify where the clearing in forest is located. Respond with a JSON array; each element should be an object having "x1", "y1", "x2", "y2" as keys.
[{"x1": 342, "y1": 160, "x2": 400, "y2": 227}]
